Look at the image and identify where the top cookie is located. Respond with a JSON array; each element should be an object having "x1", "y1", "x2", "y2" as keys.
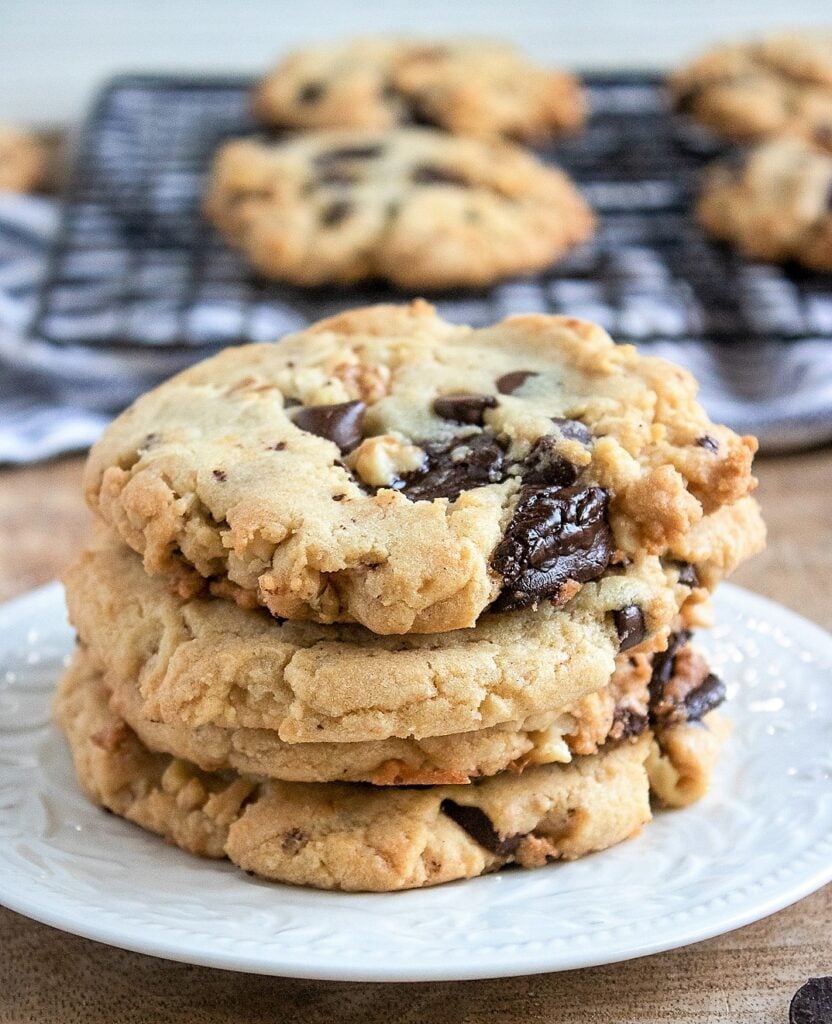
[
  {"x1": 670, "y1": 31, "x2": 832, "y2": 152},
  {"x1": 84, "y1": 302, "x2": 763, "y2": 636},
  {"x1": 252, "y1": 37, "x2": 586, "y2": 143}
]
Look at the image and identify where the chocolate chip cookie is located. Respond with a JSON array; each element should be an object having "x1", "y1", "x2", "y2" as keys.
[
  {"x1": 670, "y1": 31, "x2": 832, "y2": 152},
  {"x1": 55, "y1": 655, "x2": 656, "y2": 892},
  {"x1": 84, "y1": 302, "x2": 764, "y2": 636},
  {"x1": 0, "y1": 125, "x2": 48, "y2": 193},
  {"x1": 252, "y1": 37, "x2": 586, "y2": 143},
  {"x1": 64, "y1": 531, "x2": 686, "y2": 747},
  {"x1": 698, "y1": 137, "x2": 832, "y2": 270},
  {"x1": 204, "y1": 128, "x2": 594, "y2": 287}
]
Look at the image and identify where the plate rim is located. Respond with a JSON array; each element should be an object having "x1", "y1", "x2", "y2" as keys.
[{"x1": 0, "y1": 580, "x2": 830, "y2": 982}]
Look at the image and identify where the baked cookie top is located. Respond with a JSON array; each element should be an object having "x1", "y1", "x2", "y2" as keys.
[
  {"x1": 252, "y1": 37, "x2": 586, "y2": 143},
  {"x1": 64, "y1": 532, "x2": 686, "y2": 745},
  {"x1": 84, "y1": 302, "x2": 762, "y2": 636},
  {"x1": 670, "y1": 31, "x2": 832, "y2": 152},
  {"x1": 55, "y1": 655, "x2": 653, "y2": 892},
  {"x1": 0, "y1": 125, "x2": 48, "y2": 193},
  {"x1": 204, "y1": 128, "x2": 594, "y2": 287},
  {"x1": 697, "y1": 137, "x2": 832, "y2": 271}
]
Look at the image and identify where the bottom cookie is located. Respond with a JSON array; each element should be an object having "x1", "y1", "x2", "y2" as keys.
[{"x1": 54, "y1": 658, "x2": 721, "y2": 892}]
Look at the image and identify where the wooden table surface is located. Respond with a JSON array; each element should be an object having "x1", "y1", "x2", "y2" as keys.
[{"x1": 0, "y1": 450, "x2": 830, "y2": 1024}]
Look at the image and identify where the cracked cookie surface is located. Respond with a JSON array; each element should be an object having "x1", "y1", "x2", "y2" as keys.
[
  {"x1": 64, "y1": 532, "x2": 687, "y2": 745},
  {"x1": 84, "y1": 302, "x2": 763, "y2": 636},
  {"x1": 698, "y1": 138, "x2": 832, "y2": 270},
  {"x1": 670, "y1": 31, "x2": 832, "y2": 152},
  {"x1": 252, "y1": 37, "x2": 586, "y2": 144},
  {"x1": 204, "y1": 128, "x2": 593, "y2": 287},
  {"x1": 54, "y1": 656, "x2": 655, "y2": 892}
]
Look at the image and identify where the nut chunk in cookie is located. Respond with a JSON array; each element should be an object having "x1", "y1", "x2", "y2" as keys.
[
  {"x1": 253, "y1": 37, "x2": 586, "y2": 143},
  {"x1": 83, "y1": 301, "x2": 762, "y2": 636},
  {"x1": 697, "y1": 138, "x2": 832, "y2": 271},
  {"x1": 204, "y1": 128, "x2": 594, "y2": 288}
]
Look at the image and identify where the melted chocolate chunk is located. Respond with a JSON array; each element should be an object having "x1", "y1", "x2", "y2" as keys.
[
  {"x1": 315, "y1": 144, "x2": 384, "y2": 164},
  {"x1": 674, "y1": 560, "x2": 700, "y2": 588},
  {"x1": 399, "y1": 433, "x2": 506, "y2": 503},
  {"x1": 492, "y1": 485, "x2": 613, "y2": 611},
  {"x1": 520, "y1": 436, "x2": 580, "y2": 489},
  {"x1": 320, "y1": 200, "x2": 352, "y2": 227},
  {"x1": 696, "y1": 434, "x2": 719, "y2": 453},
  {"x1": 433, "y1": 393, "x2": 498, "y2": 426},
  {"x1": 293, "y1": 400, "x2": 365, "y2": 453},
  {"x1": 790, "y1": 977, "x2": 832, "y2": 1024},
  {"x1": 552, "y1": 417, "x2": 592, "y2": 444},
  {"x1": 648, "y1": 630, "x2": 690, "y2": 710},
  {"x1": 298, "y1": 81, "x2": 325, "y2": 104},
  {"x1": 612, "y1": 707, "x2": 649, "y2": 739},
  {"x1": 440, "y1": 800, "x2": 523, "y2": 856},
  {"x1": 496, "y1": 370, "x2": 538, "y2": 395},
  {"x1": 682, "y1": 672, "x2": 726, "y2": 722},
  {"x1": 411, "y1": 164, "x2": 468, "y2": 187},
  {"x1": 613, "y1": 605, "x2": 646, "y2": 651}
]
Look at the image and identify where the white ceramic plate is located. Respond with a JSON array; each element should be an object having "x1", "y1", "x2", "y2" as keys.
[{"x1": 0, "y1": 582, "x2": 830, "y2": 982}]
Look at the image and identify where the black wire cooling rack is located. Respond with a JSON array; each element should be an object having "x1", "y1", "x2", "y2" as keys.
[{"x1": 29, "y1": 72, "x2": 832, "y2": 350}]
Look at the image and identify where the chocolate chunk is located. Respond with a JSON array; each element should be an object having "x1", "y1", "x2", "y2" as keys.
[
  {"x1": 613, "y1": 605, "x2": 646, "y2": 651},
  {"x1": 696, "y1": 434, "x2": 719, "y2": 453},
  {"x1": 552, "y1": 417, "x2": 592, "y2": 444},
  {"x1": 433, "y1": 393, "x2": 498, "y2": 425},
  {"x1": 298, "y1": 81, "x2": 325, "y2": 104},
  {"x1": 411, "y1": 164, "x2": 468, "y2": 187},
  {"x1": 399, "y1": 433, "x2": 506, "y2": 503},
  {"x1": 612, "y1": 707, "x2": 649, "y2": 739},
  {"x1": 648, "y1": 630, "x2": 690, "y2": 710},
  {"x1": 212, "y1": 469, "x2": 227, "y2": 482},
  {"x1": 440, "y1": 800, "x2": 522, "y2": 857},
  {"x1": 682, "y1": 672, "x2": 726, "y2": 722},
  {"x1": 293, "y1": 400, "x2": 365, "y2": 453},
  {"x1": 315, "y1": 144, "x2": 384, "y2": 164},
  {"x1": 790, "y1": 977, "x2": 832, "y2": 1024},
  {"x1": 496, "y1": 370, "x2": 538, "y2": 395},
  {"x1": 520, "y1": 435, "x2": 580, "y2": 489},
  {"x1": 492, "y1": 485, "x2": 613, "y2": 611},
  {"x1": 674, "y1": 560, "x2": 700, "y2": 588},
  {"x1": 270, "y1": 441, "x2": 287, "y2": 451},
  {"x1": 320, "y1": 200, "x2": 352, "y2": 227}
]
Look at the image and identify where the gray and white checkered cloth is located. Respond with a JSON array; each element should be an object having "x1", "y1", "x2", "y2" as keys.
[{"x1": 2, "y1": 192, "x2": 832, "y2": 464}]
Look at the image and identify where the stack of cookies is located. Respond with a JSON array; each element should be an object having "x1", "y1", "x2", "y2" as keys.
[
  {"x1": 56, "y1": 301, "x2": 765, "y2": 891},
  {"x1": 671, "y1": 29, "x2": 832, "y2": 271}
]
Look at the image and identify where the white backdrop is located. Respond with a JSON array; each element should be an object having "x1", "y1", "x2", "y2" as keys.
[{"x1": 2, "y1": 0, "x2": 831, "y2": 123}]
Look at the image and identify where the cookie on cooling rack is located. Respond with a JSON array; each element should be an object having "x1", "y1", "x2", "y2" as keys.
[
  {"x1": 252, "y1": 37, "x2": 586, "y2": 144},
  {"x1": 698, "y1": 137, "x2": 832, "y2": 271},
  {"x1": 670, "y1": 30, "x2": 832, "y2": 152},
  {"x1": 204, "y1": 127, "x2": 594, "y2": 288}
]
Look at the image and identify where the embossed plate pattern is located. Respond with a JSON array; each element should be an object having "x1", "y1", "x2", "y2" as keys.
[{"x1": 0, "y1": 582, "x2": 830, "y2": 982}]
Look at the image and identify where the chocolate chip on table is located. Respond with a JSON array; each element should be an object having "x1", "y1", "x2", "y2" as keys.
[
  {"x1": 496, "y1": 370, "x2": 538, "y2": 395},
  {"x1": 440, "y1": 800, "x2": 523, "y2": 857},
  {"x1": 613, "y1": 605, "x2": 646, "y2": 651},
  {"x1": 399, "y1": 433, "x2": 506, "y2": 503},
  {"x1": 492, "y1": 485, "x2": 614, "y2": 611},
  {"x1": 411, "y1": 164, "x2": 469, "y2": 186},
  {"x1": 682, "y1": 672, "x2": 726, "y2": 721},
  {"x1": 790, "y1": 977, "x2": 832, "y2": 1024},
  {"x1": 433, "y1": 393, "x2": 498, "y2": 425},
  {"x1": 314, "y1": 144, "x2": 384, "y2": 164},
  {"x1": 298, "y1": 81, "x2": 325, "y2": 104},
  {"x1": 520, "y1": 436, "x2": 580, "y2": 489},
  {"x1": 695, "y1": 434, "x2": 719, "y2": 453},
  {"x1": 552, "y1": 417, "x2": 592, "y2": 444},
  {"x1": 320, "y1": 200, "x2": 353, "y2": 227},
  {"x1": 293, "y1": 400, "x2": 365, "y2": 453}
]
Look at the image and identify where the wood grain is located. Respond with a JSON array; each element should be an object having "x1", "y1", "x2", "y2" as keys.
[{"x1": 0, "y1": 449, "x2": 829, "y2": 1021}]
